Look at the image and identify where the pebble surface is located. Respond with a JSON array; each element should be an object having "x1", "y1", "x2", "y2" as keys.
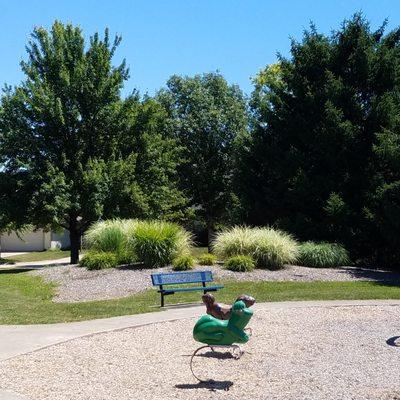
[
  {"x1": 31, "y1": 263, "x2": 400, "y2": 303},
  {"x1": 0, "y1": 305, "x2": 399, "y2": 400}
]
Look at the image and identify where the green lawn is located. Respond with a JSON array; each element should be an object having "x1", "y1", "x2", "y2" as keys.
[
  {"x1": 1, "y1": 269, "x2": 399, "y2": 324},
  {"x1": 0, "y1": 250, "x2": 71, "y2": 264}
]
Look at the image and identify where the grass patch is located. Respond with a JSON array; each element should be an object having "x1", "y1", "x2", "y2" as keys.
[
  {"x1": 0, "y1": 271, "x2": 399, "y2": 324},
  {"x1": 0, "y1": 250, "x2": 71, "y2": 264}
]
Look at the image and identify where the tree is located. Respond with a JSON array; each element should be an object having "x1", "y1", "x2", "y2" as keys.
[
  {"x1": 241, "y1": 14, "x2": 400, "y2": 266},
  {"x1": 102, "y1": 96, "x2": 188, "y2": 222},
  {"x1": 157, "y1": 73, "x2": 248, "y2": 249},
  {"x1": 0, "y1": 22, "x2": 186, "y2": 263}
]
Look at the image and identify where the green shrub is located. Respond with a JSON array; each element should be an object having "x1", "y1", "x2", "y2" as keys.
[
  {"x1": 198, "y1": 253, "x2": 217, "y2": 266},
  {"x1": 172, "y1": 255, "x2": 195, "y2": 271},
  {"x1": 213, "y1": 226, "x2": 298, "y2": 270},
  {"x1": 297, "y1": 242, "x2": 350, "y2": 268},
  {"x1": 83, "y1": 219, "x2": 137, "y2": 264},
  {"x1": 224, "y1": 255, "x2": 255, "y2": 272},
  {"x1": 79, "y1": 252, "x2": 118, "y2": 270},
  {"x1": 128, "y1": 221, "x2": 192, "y2": 268}
]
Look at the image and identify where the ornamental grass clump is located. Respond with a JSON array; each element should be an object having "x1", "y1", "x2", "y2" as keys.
[
  {"x1": 213, "y1": 226, "x2": 298, "y2": 270},
  {"x1": 128, "y1": 220, "x2": 192, "y2": 268},
  {"x1": 212, "y1": 226, "x2": 255, "y2": 258},
  {"x1": 83, "y1": 219, "x2": 138, "y2": 264},
  {"x1": 198, "y1": 253, "x2": 217, "y2": 266},
  {"x1": 224, "y1": 255, "x2": 255, "y2": 272},
  {"x1": 297, "y1": 242, "x2": 350, "y2": 268},
  {"x1": 172, "y1": 255, "x2": 195, "y2": 271},
  {"x1": 252, "y1": 228, "x2": 298, "y2": 270},
  {"x1": 79, "y1": 252, "x2": 117, "y2": 270}
]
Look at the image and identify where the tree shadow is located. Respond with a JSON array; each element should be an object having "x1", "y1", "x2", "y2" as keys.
[
  {"x1": 339, "y1": 266, "x2": 400, "y2": 283},
  {"x1": 386, "y1": 336, "x2": 400, "y2": 347},
  {"x1": 0, "y1": 257, "x2": 15, "y2": 265},
  {"x1": 117, "y1": 262, "x2": 148, "y2": 271},
  {"x1": 0, "y1": 268, "x2": 35, "y2": 274},
  {"x1": 175, "y1": 380, "x2": 234, "y2": 391}
]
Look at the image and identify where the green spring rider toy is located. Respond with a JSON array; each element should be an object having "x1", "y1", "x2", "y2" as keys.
[{"x1": 190, "y1": 297, "x2": 254, "y2": 382}]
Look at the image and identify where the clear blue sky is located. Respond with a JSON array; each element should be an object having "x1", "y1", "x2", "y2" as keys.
[{"x1": 1, "y1": 0, "x2": 400, "y2": 97}]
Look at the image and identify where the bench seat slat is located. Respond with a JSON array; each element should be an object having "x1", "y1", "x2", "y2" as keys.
[
  {"x1": 151, "y1": 271, "x2": 213, "y2": 286},
  {"x1": 160, "y1": 285, "x2": 224, "y2": 294}
]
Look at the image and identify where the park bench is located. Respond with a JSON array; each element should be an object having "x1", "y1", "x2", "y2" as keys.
[{"x1": 151, "y1": 270, "x2": 224, "y2": 307}]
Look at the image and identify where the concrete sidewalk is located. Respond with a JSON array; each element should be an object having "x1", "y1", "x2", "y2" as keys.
[{"x1": 0, "y1": 257, "x2": 74, "y2": 270}]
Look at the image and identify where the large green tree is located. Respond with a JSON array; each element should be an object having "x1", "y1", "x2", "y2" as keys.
[
  {"x1": 0, "y1": 22, "x2": 185, "y2": 263},
  {"x1": 157, "y1": 73, "x2": 248, "y2": 248},
  {"x1": 240, "y1": 14, "x2": 400, "y2": 266}
]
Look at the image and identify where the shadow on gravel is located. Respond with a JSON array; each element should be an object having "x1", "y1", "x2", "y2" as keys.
[
  {"x1": 192, "y1": 350, "x2": 236, "y2": 360},
  {"x1": 175, "y1": 380, "x2": 233, "y2": 391},
  {"x1": 386, "y1": 336, "x2": 400, "y2": 347},
  {"x1": 339, "y1": 267, "x2": 400, "y2": 283},
  {"x1": 117, "y1": 263, "x2": 147, "y2": 270}
]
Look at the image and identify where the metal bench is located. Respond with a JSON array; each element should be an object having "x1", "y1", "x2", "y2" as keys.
[{"x1": 151, "y1": 270, "x2": 224, "y2": 307}]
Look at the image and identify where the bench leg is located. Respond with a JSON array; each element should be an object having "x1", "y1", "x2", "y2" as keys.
[{"x1": 161, "y1": 293, "x2": 165, "y2": 307}]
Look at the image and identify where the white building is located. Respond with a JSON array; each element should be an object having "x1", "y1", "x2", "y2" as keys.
[{"x1": 0, "y1": 229, "x2": 70, "y2": 252}]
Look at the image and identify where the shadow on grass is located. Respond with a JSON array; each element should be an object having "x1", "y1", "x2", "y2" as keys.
[
  {"x1": 368, "y1": 280, "x2": 400, "y2": 289},
  {"x1": 175, "y1": 380, "x2": 233, "y2": 391},
  {"x1": 0, "y1": 268, "x2": 36, "y2": 275},
  {"x1": 0, "y1": 258, "x2": 15, "y2": 265}
]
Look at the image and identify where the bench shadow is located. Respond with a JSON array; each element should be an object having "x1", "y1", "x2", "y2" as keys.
[
  {"x1": 175, "y1": 380, "x2": 234, "y2": 391},
  {"x1": 386, "y1": 336, "x2": 400, "y2": 347}
]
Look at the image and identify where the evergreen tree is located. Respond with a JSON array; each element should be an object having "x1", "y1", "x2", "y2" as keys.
[{"x1": 241, "y1": 14, "x2": 400, "y2": 266}]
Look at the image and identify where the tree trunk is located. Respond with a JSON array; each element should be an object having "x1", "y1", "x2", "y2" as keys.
[
  {"x1": 69, "y1": 224, "x2": 81, "y2": 264},
  {"x1": 207, "y1": 220, "x2": 215, "y2": 253}
]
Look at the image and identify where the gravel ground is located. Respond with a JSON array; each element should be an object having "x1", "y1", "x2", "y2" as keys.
[
  {"x1": 31, "y1": 263, "x2": 400, "y2": 303},
  {"x1": 0, "y1": 305, "x2": 399, "y2": 400}
]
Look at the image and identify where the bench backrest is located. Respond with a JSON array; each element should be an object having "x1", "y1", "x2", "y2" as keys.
[{"x1": 151, "y1": 271, "x2": 213, "y2": 286}]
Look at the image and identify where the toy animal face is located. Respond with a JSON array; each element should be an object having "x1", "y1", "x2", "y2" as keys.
[
  {"x1": 231, "y1": 300, "x2": 253, "y2": 318},
  {"x1": 236, "y1": 294, "x2": 255, "y2": 308},
  {"x1": 232, "y1": 300, "x2": 246, "y2": 314}
]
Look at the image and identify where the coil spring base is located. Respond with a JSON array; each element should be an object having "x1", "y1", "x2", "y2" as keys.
[{"x1": 189, "y1": 344, "x2": 244, "y2": 383}]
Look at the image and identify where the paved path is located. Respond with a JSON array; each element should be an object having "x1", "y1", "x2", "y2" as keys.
[
  {"x1": 0, "y1": 257, "x2": 75, "y2": 270},
  {"x1": 0, "y1": 299, "x2": 399, "y2": 400}
]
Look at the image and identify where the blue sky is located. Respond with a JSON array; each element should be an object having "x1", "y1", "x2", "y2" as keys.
[{"x1": 1, "y1": 0, "x2": 400, "y2": 97}]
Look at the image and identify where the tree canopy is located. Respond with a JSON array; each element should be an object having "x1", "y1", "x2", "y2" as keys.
[
  {"x1": 157, "y1": 73, "x2": 248, "y2": 247},
  {"x1": 238, "y1": 14, "x2": 400, "y2": 266},
  {"x1": 0, "y1": 22, "x2": 185, "y2": 263}
]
